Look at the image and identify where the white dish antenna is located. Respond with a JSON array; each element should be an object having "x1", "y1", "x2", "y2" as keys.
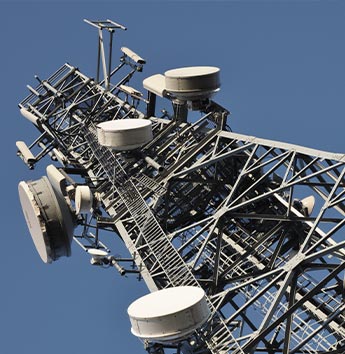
[
  {"x1": 97, "y1": 119, "x2": 153, "y2": 150},
  {"x1": 18, "y1": 176, "x2": 76, "y2": 263},
  {"x1": 75, "y1": 185, "x2": 93, "y2": 214},
  {"x1": 127, "y1": 286, "x2": 210, "y2": 343},
  {"x1": 301, "y1": 195, "x2": 315, "y2": 216},
  {"x1": 164, "y1": 66, "x2": 220, "y2": 101},
  {"x1": 143, "y1": 74, "x2": 166, "y2": 98},
  {"x1": 46, "y1": 164, "x2": 67, "y2": 195},
  {"x1": 144, "y1": 67, "x2": 220, "y2": 102},
  {"x1": 87, "y1": 248, "x2": 109, "y2": 265}
]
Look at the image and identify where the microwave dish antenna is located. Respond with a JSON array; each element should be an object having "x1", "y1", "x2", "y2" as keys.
[
  {"x1": 97, "y1": 119, "x2": 153, "y2": 150},
  {"x1": 16, "y1": 19, "x2": 345, "y2": 354},
  {"x1": 18, "y1": 176, "x2": 76, "y2": 263},
  {"x1": 165, "y1": 66, "x2": 220, "y2": 101},
  {"x1": 128, "y1": 286, "x2": 210, "y2": 343}
]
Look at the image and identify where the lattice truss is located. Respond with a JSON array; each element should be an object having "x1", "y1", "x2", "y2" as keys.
[{"x1": 17, "y1": 43, "x2": 345, "y2": 354}]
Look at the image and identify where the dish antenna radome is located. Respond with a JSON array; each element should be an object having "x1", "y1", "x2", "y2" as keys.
[
  {"x1": 97, "y1": 119, "x2": 153, "y2": 151},
  {"x1": 18, "y1": 176, "x2": 76, "y2": 263},
  {"x1": 128, "y1": 286, "x2": 210, "y2": 343}
]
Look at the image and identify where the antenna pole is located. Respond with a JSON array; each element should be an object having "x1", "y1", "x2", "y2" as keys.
[
  {"x1": 98, "y1": 28, "x2": 108, "y2": 89},
  {"x1": 108, "y1": 28, "x2": 114, "y2": 90},
  {"x1": 84, "y1": 19, "x2": 127, "y2": 90}
]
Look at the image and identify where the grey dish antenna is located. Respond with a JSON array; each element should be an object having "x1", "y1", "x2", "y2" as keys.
[{"x1": 18, "y1": 166, "x2": 76, "y2": 263}]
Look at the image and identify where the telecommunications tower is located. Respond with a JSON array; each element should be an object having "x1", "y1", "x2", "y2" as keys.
[{"x1": 16, "y1": 20, "x2": 345, "y2": 354}]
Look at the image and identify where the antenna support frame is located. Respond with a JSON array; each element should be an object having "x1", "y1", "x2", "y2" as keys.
[{"x1": 84, "y1": 19, "x2": 127, "y2": 90}]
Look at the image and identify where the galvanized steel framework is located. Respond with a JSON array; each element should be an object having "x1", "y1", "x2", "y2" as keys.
[{"x1": 17, "y1": 21, "x2": 345, "y2": 354}]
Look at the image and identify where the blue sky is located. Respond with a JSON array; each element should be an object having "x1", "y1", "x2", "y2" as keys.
[{"x1": 1, "y1": 1, "x2": 345, "y2": 353}]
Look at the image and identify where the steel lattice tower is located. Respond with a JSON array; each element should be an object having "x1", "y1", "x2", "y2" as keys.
[{"x1": 16, "y1": 20, "x2": 345, "y2": 354}]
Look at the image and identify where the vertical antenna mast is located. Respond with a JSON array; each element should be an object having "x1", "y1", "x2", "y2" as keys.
[{"x1": 84, "y1": 19, "x2": 127, "y2": 90}]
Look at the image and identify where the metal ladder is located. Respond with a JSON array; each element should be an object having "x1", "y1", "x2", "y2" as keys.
[{"x1": 132, "y1": 173, "x2": 166, "y2": 197}]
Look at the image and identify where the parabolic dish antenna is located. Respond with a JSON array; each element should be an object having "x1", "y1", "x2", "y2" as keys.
[
  {"x1": 18, "y1": 177, "x2": 76, "y2": 263},
  {"x1": 127, "y1": 286, "x2": 210, "y2": 343},
  {"x1": 75, "y1": 185, "x2": 93, "y2": 214},
  {"x1": 164, "y1": 66, "x2": 220, "y2": 101},
  {"x1": 97, "y1": 119, "x2": 153, "y2": 150}
]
